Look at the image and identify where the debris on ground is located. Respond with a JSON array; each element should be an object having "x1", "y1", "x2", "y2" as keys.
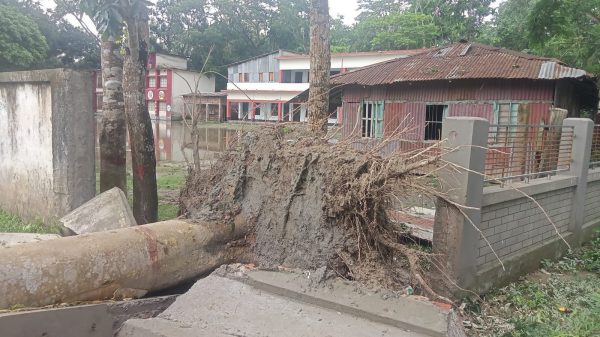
[
  {"x1": 462, "y1": 234, "x2": 600, "y2": 336},
  {"x1": 180, "y1": 125, "x2": 442, "y2": 295},
  {"x1": 60, "y1": 187, "x2": 136, "y2": 233},
  {"x1": 116, "y1": 264, "x2": 467, "y2": 337}
]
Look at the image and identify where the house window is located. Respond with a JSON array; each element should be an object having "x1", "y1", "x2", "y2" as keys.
[
  {"x1": 254, "y1": 104, "x2": 262, "y2": 117},
  {"x1": 238, "y1": 73, "x2": 244, "y2": 82},
  {"x1": 259, "y1": 73, "x2": 264, "y2": 82},
  {"x1": 244, "y1": 73, "x2": 249, "y2": 82},
  {"x1": 159, "y1": 102, "x2": 167, "y2": 112},
  {"x1": 269, "y1": 72, "x2": 274, "y2": 82},
  {"x1": 270, "y1": 103, "x2": 278, "y2": 117},
  {"x1": 148, "y1": 77, "x2": 156, "y2": 87},
  {"x1": 491, "y1": 102, "x2": 519, "y2": 142},
  {"x1": 148, "y1": 101, "x2": 156, "y2": 114},
  {"x1": 159, "y1": 76, "x2": 168, "y2": 88},
  {"x1": 424, "y1": 104, "x2": 448, "y2": 140},
  {"x1": 294, "y1": 72, "x2": 303, "y2": 83},
  {"x1": 361, "y1": 101, "x2": 384, "y2": 138},
  {"x1": 494, "y1": 102, "x2": 519, "y2": 125}
]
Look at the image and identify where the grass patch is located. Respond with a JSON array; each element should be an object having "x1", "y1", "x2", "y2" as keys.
[
  {"x1": 96, "y1": 161, "x2": 186, "y2": 222},
  {"x1": 158, "y1": 203, "x2": 179, "y2": 221},
  {"x1": 468, "y1": 233, "x2": 600, "y2": 336},
  {"x1": 0, "y1": 210, "x2": 62, "y2": 234}
]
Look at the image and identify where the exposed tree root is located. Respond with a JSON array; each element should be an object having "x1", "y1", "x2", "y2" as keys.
[{"x1": 180, "y1": 125, "x2": 448, "y2": 298}]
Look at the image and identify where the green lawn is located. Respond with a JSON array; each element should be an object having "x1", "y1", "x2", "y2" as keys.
[
  {"x1": 0, "y1": 210, "x2": 62, "y2": 234},
  {"x1": 2, "y1": 161, "x2": 187, "y2": 233}
]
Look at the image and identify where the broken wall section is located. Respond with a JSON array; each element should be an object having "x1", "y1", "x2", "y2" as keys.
[{"x1": 0, "y1": 69, "x2": 95, "y2": 222}]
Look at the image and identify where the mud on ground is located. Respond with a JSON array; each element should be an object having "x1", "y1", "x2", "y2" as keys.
[{"x1": 179, "y1": 125, "x2": 440, "y2": 292}]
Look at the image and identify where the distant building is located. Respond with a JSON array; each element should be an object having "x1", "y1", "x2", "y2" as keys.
[
  {"x1": 225, "y1": 49, "x2": 424, "y2": 123},
  {"x1": 93, "y1": 52, "x2": 216, "y2": 120}
]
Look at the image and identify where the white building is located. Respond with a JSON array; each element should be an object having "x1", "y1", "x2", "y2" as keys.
[{"x1": 225, "y1": 49, "x2": 425, "y2": 123}]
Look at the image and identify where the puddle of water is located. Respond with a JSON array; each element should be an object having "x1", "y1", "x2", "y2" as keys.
[{"x1": 95, "y1": 119, "x2": 237, "y2": 165}]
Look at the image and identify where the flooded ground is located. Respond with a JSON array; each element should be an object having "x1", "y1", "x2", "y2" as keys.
[{"x1": 95, "y1": 119, "x2": 238, "y2": 166}]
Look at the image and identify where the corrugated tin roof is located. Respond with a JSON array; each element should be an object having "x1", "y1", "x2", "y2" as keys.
[{"x1": 331, "y1": 42, "x2": 595, "y2": 86}]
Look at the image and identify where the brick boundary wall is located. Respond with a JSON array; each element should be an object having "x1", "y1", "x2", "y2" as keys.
[{"x1": 434, "y1": 117, "x2": 600, "y2": 296}]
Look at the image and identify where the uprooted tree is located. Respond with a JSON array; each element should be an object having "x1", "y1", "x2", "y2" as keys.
[{"x1": 180, "y1": 126, "x2": 446, "y2": 297}]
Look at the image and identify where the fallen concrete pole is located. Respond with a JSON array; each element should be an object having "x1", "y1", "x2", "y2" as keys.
[{"x1": 0, "y1": 220, "x2": 248, "y2": 309}]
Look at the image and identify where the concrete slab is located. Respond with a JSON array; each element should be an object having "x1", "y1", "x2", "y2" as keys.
[
  {"x1": 0, "y1": 295, "x2": 176, "y2": 337},
  {"x1": 117, "y1": 266, "x2": 466, "y2": 337},
  {"x1": 0, "y1": 233, "x2": 60, "y2": 248},
  {"x1": 60, "y1": 187, "x2": 137, "y2": 234}
]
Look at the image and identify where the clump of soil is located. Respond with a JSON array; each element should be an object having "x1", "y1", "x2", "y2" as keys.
[{"x1": 179, "y1": 125, "x2": 440, "y2": 291}]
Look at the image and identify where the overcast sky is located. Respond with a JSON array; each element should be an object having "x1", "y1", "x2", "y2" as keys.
[{"x1": 329, "y1": 0, "x2": 360, "y2": 24}]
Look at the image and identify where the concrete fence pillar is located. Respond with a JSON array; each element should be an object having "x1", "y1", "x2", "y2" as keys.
[
  {"x1": 562, "y1": 118, "x2": 594, "y2": 242},
  {"x1": 433, "y1": 117, "x2": 489, "y2": 295}
]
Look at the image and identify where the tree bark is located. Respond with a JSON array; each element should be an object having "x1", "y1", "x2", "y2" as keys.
[
  {"x1": 0, "y1": 220, "x2": 249, "y2": 309},
  {"x1": 99, "y1": 38, "x2": 127, "y2": 194},
  {"x1": 123, "y1": 18, "x2": 158, "y2": 224},
  {"x1": 308, "y1": 0, "x2": 331, "y2": 134}
]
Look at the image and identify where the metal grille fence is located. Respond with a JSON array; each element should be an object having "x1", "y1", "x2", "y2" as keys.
[
  {"x1": 484, "y1": 124, "x2": 574, "y2": 183},
  {"x1": 590, "y1": 125, "x2": 600, "y2": 169}
]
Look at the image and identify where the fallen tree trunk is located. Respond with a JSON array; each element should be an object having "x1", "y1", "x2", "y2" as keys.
[{"x1": 0, "y1": 220, "x2": 248, "y2": 309}]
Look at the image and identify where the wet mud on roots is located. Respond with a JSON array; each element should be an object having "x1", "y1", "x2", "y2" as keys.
[{"x1": 179, "y1": 125, "x2": 442, "y2": 293}]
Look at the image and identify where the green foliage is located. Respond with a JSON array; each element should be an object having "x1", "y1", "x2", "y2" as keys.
[
  {"x1": 0, "y1": 210, "x2": 62, "y2": 234},
  {"x1": 478, "y1": 0, "x2": 537, "y2": 52},
  {"x1": 473, "y1": 234, "x2": 600, "y2": 336},
  {"x1": 350, "y1": 0, "x2": 492, "y2": 50},
  {"x1": 0, "y1": 5, "x2": 48, "y2": 71},
  {"x1": 151, "y1": 0, "x2": 310, "y2": 88},
  {"x1": 355, "y1": 12, "x2": 438, "y2": 50},
  {"x1": 528, "y1": 0, "x2": 600, "y2": 74},
  {"x1": 2, "y1": 0, "x2": 99, "y2": 70},
  {"x1": 580, "y1": 235, "x2": 600, "y2": 273}
]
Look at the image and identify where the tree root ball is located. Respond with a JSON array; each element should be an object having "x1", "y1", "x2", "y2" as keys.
[{"x1": 179, "y1": 125, "x2": 440, "y2": 290}]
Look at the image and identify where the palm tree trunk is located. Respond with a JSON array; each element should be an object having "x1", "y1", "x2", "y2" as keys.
[
  {"x1": 99, "y1": 38, "x2": 127, "y2": 193},
  {"x1": 123, "y1": 18, "x2": 158, "y2": 224},
  {"x1": 308, "y1": 0, "x2": 331, "y2": 134}
]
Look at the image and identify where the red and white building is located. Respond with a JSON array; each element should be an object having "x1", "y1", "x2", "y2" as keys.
[
  {"x1": 225, "y1": 49, "x2": 425, "y2": 123},
  {"x1": 94, "y1": 52, "x2": 216, "y2": 120}
]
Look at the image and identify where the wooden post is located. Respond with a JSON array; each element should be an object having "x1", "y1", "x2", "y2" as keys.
[{"x1": 511, "y1": 104, "x2": 530, "y2": 181}]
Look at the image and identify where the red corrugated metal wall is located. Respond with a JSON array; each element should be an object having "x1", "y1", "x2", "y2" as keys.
[{"x1": 341, "y1": 79, "x2": 556, "y2": 143}]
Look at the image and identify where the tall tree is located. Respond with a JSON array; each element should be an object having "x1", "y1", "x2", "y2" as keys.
[
  {"x1": 98, "y1": 37, "x2": 127, "y2": 194},
  {"x1": 0, "y1": 5, "x2": 48, "y2": 71},
  {"x1": 528, "y1": 0, "x2": 600, "y2": 74},
  {"x1": 477, "y1": 0, "x2": 537, "y2": 52},
  {"x1": 353, "y1": 12, "x2": 437, "y2": 50},
  {"x1": 122, "y1": 0, "x2": 158, "y2": 224},
  {"x1": 308, "y1": 0, "x2": 330, "y2": 134},
  {"x1": 59, "y1": 0, "x2": 128, "y2": 195},
  {"x1": 5, "y1": 0, "x2": 99, "y2": 70},
  {"x1": 89, "y1": 0, "x2": 158, "y2": 223}
]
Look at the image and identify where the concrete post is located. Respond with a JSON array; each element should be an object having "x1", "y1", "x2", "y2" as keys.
[
  {"x1": 218, "y1": 101, "x2": 222, "y2": 122},
  {"x1": 562, "y1": 118, "x2": 593, "y2": 241},
  {"x1": 433, "y1": 117, "x2": 489, "y2": 294}
]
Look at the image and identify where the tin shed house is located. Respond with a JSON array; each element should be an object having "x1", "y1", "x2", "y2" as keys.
[{"x1": 330, "y1": 42, "x2": 598, "y2": 143}]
